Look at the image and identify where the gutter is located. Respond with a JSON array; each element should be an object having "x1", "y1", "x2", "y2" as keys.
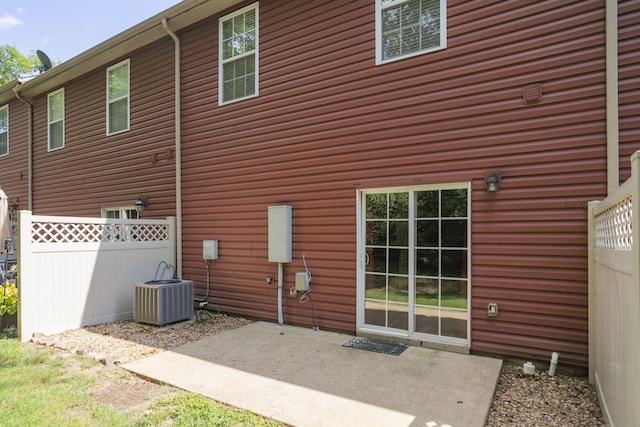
[
  {"x1": 162, "y1": 18, "x2": 183, "y2": 279},
  {"x1": 606, "y1": 0, "x2": 618, "y2": 194},
  {"x1": 6, "y1": 1, "x2": 243, "y2": 102},
  {"x1": 12, "y1": 85, "x2": 33, "y2": 211}
]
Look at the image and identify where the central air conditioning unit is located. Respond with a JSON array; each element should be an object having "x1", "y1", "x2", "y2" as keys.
[{"x1": 133, "y1": 280, "x2": 194, "y2": 326}]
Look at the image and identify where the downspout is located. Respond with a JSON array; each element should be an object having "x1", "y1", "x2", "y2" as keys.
[
  {"x1": 162, "y1": 17, "x2": 183, "y2": 278},
  {"x1": 606, "y1": 0, "x2": 618, "y2": 194},
  {"x1": 12, "y1": 86, "x2": 33, "y2": 211}
]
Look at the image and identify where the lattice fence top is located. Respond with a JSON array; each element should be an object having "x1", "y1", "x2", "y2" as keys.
[
  {"x1": 31, "y1": 221, "x2": 170, "y2": 243},
  {"x1": 595, "y1": 195, "x2": 633, "y2": 251}
]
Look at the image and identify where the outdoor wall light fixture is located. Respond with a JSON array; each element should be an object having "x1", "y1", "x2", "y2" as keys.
[
  {"x1": 134, "y1": 196, "x2": 147, "y2": 214},
  {"x1": 485, "y1": 171, "x2": 501, "y2": 193}
]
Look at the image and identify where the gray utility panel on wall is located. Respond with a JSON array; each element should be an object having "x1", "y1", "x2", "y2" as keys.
[{"x1": 268, "y1": 205, "x2": 292, "y2": 263}]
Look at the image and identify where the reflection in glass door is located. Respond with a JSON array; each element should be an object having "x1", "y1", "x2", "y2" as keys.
[
  {"x1": 361, "y1": 185, "x2": 469, "y2": 344},
  {"x1": 364, "y1": 192, "x2": 410, "y2": 331},
  {"x1": 414, "y1": 188, "x2": 468, "y2": 340}
]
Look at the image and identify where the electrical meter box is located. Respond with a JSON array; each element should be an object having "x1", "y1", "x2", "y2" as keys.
[
  {"x1": 203, "y1": 240, "x2": 219, "y2": 260},
  {"x1": 268, "y1": 205, "x2": 292, "y2": 263}
]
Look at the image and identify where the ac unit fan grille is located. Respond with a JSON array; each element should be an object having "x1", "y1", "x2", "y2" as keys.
[{"x1": 133, "y1": 280, "x2": 194, "y2": 326}]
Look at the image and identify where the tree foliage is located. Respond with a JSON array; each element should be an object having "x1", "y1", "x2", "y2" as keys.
[{"x1": 0, "y1": 45, "x2": 43, "y2": 86}]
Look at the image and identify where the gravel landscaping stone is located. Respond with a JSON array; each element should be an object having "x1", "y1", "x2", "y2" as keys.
[
  {"x1": 33, "y1": 314, "x2": 605, "y2": 426},
  {"x1": 485, "y1": 363, "x2": 604, "y2": 426}
]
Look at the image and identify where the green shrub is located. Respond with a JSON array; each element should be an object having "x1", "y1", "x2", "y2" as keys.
[{"x1": 0, "y1": 281, "x2": 17, "y2": 316}]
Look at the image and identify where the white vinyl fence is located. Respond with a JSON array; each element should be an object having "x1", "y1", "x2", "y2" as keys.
[
  {"x1": 588, "y1": 151, "x2": 640, "y2": 426},
  {"x1": 17, "y1": 211, "x2": 176, "y2": 341}
]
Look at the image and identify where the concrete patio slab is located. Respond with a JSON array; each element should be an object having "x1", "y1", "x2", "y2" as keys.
[{"x1": 123, "y1": 321, "x2": 502, "y2": 427}]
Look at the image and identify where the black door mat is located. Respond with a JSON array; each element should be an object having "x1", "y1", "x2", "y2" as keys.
[{"x1": 342, "y1": 337, "x2": 408, "y2": 356}]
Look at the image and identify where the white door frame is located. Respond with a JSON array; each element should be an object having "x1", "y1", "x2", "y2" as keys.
[{"x1": 355, "y1": 183, "x2": 471, "y2": 348}]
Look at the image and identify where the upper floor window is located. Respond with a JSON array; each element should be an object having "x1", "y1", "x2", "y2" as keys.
[
  {"x1": 376, "y1": 0, "x2": 447, "y2": 65},
  {"x1": 219, "y1": 3, "x2": 259, "y2": 105},
  {"x1": 0, "y1": 105, "x2": 8, "y2": 157},
  {"x1": 48, "y1": 88, "x2": 65, "y2": 151},
  {"x1": 107, "y1": 59, "x2": 130, "y2": 135}
]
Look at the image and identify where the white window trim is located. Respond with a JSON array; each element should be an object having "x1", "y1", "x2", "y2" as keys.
[
  {"x1": 101, "y1": 206, "x2": 139, "y2": 219},
  {"x1": 375, "y1": 0, "x2": 447, "y2": 65},
  {"x1": 100, "y1": 206, "x2": 139, "y2": 242},
  {"x1": 47, "y1": 88, "x2": 65, "y2": 152},
  {"x1": 218, "y1": 2, "x2": 260, "y2": 106},
  {"x1": 0, "y1": 105, "x2": 8, "y2": 157},
  {"x1": 106, "y1": 59, "x2": 131, "y2": 135}
]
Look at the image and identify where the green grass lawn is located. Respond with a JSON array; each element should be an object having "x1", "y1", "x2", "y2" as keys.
[
  {"x1": 135, "y1": 393, "x2": 282, "y2": 427},
  {"x1": 365, "y1": 288, "x2": 467, "y2": 309},
  {"x1": 0, "y1": 338, "x2": 283, "y2": 427}
]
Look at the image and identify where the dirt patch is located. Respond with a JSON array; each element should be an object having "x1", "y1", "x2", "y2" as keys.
[
  {"x1": 89, "y1": 367, "x2": 170, "y2": 410},
  {"x1": 38, "y1": 345, "x2": 169, "y2": 412}
]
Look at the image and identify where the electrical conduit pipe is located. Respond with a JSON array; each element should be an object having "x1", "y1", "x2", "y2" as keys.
[{"x1": 278, "y1": 263, "x2": 284, "y2": 326}]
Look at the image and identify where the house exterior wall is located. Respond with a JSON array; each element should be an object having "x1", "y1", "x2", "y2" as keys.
[
  {"x1": 27, "y1": 38, "x2": 177, "y2": 218},
  {"x1": 618, "y1": 0, "x2": 640, "y2": 182},
  {"x1": 0, "y1": 98, "x2": 30, "y2": 211},
  {"x1": 178, "y1": 0, "x2": 608, "y2": 367},
  {"x1": 0, "y1": 0, "x2": 630, "y2": 369}
]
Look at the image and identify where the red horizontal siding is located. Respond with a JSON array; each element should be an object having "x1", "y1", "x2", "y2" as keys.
[
  {"x1": 29, "y1": 38, "x2": 177, "y2": 218},
  {"x1": 0, "y1": 0, "x2": 626, "y2": 369},
  {"x1": 0, "y1": 100, "x2": 30, "y2": 208},
  {"x1": 176, "y1": 0, "x2": 608, "y2": 367},
  {"x1": 618, "y1": 0, "x2": 640, "y2": 181}
]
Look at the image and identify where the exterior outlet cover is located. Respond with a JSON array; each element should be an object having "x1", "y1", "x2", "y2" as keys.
[
  {"x1": 295, "y1": 271, "x2": 310, "y2": 291},
  {"x1": 488, "y1": 302, "x2": 499, "y2": 317},
  {"x1": 203, "y1": 240, "x2": 218, "y2": 260}
]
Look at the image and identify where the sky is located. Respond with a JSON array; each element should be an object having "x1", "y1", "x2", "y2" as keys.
[{"x1": 0, "y1": 1, "x2": 182, "y2": 64}]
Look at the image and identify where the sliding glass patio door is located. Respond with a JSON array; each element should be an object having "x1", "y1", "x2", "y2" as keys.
[{"x1": 359, "y1": 184, "x2": 470, "y2": 345}]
